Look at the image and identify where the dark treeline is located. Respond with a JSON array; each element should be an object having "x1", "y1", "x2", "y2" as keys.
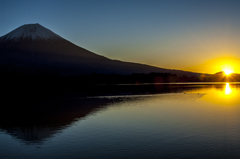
[
  {"x1": 65, "y1": 72, "x2": 240, "y2": 84},
  {"x1": 0, "y1": 72, "x2": 195, "y2": 102},
  {"x1": 61, "y1": 73, "x2": 201, "y2": 84},
  {"x1": 1, "y1": 71, "x2": 240, "y2": 100},
  {"x1": 2, "y1": 71, "x2": 240, "y2": 86},
  {"x1": 55, "y1": 72, "x2": 240, "y2": 84}
]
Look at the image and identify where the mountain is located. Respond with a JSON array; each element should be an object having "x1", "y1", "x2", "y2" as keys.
[{"x1": 0, "y1": 23, "x2": 201, "y2": 76}]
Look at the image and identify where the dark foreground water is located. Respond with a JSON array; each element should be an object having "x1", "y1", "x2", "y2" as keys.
[{"x1": 1, "y1": 83, "x2": 240, "y2": 159}]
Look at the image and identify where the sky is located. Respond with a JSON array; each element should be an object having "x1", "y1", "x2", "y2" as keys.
[{"x1": 1, "y1": 0, "x2": 240, "y2": 74}]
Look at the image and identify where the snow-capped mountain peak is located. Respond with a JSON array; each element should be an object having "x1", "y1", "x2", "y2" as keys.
[{"x1": 1, "y1": 23, "x2": 63, "y2": 41}]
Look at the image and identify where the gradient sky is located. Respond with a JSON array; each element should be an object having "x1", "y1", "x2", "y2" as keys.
[{"x1": 1, "y1": 0, "x2": 240, "y2": 74}]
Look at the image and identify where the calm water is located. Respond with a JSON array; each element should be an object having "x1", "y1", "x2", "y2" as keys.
[{"x1": 1, "y1": 83, "x2": 240, "y2": 159}]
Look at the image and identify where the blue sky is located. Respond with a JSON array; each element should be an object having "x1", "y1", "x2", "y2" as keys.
[{"x1": 1, "y1": 0, "x2": 240, "y2": 73}]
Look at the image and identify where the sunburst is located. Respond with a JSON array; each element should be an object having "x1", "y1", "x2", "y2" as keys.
[{"x1": 224, "y1": 69, "x2": 233, "y2": 75}]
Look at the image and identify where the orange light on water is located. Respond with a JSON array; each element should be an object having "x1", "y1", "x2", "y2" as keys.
[{"x1": 186, "y1": 83, "x2": 239, "y2": 106}]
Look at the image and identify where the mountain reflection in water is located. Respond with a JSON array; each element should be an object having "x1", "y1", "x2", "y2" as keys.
[
  {"x1": 1, "y1": 83, "x2": 240, "y2": 159},
  {"x1": 0, "y1": 84, "x2": 204, "y2": 144}
]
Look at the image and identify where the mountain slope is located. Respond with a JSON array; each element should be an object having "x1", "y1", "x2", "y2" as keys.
[{"x1": 0, "y1": 23, "x2": 201, "y2": 76}]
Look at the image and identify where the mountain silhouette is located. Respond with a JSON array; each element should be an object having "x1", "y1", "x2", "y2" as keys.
[{"x1": 0, "y1": 23, "x2": 201, "y2": 76}]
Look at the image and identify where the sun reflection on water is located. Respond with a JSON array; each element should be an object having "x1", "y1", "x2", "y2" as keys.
[{"x1": 225, "y1": 83, "x2": 231, "y2": 95}]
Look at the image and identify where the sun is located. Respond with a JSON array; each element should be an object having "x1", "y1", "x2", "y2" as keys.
[{"x1": 224, "y1": 69, "x2": 233, "y2": 75}]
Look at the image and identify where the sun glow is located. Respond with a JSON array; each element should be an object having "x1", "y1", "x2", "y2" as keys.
[
  {"x1": 224, "y1": 69, "x2": 233, "y2": 75},
  {"x1": 186, "y1": 57, "x2": 240, "y2": 74}
]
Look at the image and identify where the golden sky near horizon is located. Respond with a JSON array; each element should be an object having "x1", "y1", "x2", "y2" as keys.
[{"x1": 185, "y1": 57, "x2": 240, "y2": 74}]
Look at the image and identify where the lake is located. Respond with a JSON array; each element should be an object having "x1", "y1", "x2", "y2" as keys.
[{"x1": 1, "y1": 83, "x2": 240, "y2": 159}]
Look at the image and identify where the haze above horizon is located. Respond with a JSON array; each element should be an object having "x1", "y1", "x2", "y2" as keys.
[{"x1": 1, "y1": 0, "x2": 240, "y2": 74}]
